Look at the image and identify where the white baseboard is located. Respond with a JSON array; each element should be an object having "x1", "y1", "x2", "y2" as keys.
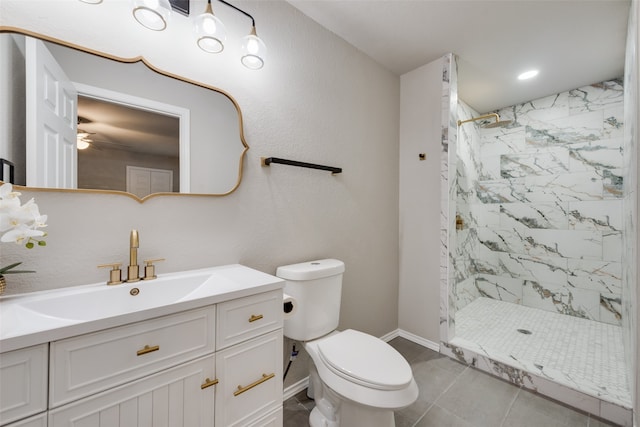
[
  {"x1": 283, "y1": 376, "x2": 309, "y2": 401},
  {"x1": 379, "y1": 329, "x2": 401, "y2": 342},
  {"x1": 397, "y1": 329, "x2": 440, "y2": 351},
  {"x1": 379, "y1": 328, "x2": 440, "y2": 352}
]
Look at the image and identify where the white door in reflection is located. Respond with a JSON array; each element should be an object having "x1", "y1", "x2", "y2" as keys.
[{"x1": 26, "y1": 37, "x2": 77, "y2": 188}]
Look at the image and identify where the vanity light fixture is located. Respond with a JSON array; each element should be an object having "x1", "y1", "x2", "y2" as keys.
[
  {"x1": 127, "y1": 0, "x2": 267, "y2": 69},
  {"x1": 131, "y1": 0, "x2": 172, "y2": 31}
]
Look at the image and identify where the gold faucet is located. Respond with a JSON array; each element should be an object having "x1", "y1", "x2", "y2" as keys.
[{"x1": 126, "y1": 229, "x2": 141, "y2": 282}]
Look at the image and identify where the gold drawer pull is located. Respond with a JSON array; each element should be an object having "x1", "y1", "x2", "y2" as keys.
[
  {"x1": 136, "y1": 345, "x2": 160, "y2": 356},
  {"x1": 233, "y1": 373, "x2": 275, "y2": 396},
  {"x1": 248, "y1": 314, "x2": 264, "y2": 323},
  {"x1": 201, "y1": 378, "x2": 219, "y2": 390}
]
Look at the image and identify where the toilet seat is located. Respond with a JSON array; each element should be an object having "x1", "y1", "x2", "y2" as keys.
[
  {"x1": 304, "y1": 329, "x2": 419, "y2": 410},
  {"x1": 316, "y1": 329, "x2": 413, "y2": 391}
]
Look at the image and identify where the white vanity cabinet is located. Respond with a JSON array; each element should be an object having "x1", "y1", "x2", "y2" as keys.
[
  {"x1": 215, "y1": 291, "x2": 284, "y2": 426},
  {"x1": 0, "y1": 344, "x2": 48, "y2": 426},
  {"x1": 0, "y1": 288, "x2": 283, "y2": 427}
]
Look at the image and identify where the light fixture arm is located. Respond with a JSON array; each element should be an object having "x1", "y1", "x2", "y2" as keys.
[
  {"x1": 214, "y1": 0, "x2": 266, "y2": 69},
  {"x1": 216, "y1": 0, "x2": 256, "y2": 28}
]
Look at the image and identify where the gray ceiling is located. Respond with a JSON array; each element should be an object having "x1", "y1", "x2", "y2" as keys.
[
  {"x1": 77, "y1": 96, "x2": 179, "y2": 157},
  {"x1": 287, "y1": 0, "x2": 631, "y2": 113}
]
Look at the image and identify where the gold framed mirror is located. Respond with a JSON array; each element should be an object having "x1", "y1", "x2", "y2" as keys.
[{"x1": 0, "y1": 27, "x2": 249, "y2": 202}]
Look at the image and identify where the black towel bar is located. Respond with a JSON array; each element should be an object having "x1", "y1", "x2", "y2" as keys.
[{"x1": 261, "y1": 157, "x2": 342, "y2": 174}]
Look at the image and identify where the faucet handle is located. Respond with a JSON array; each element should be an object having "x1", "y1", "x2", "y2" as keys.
[
  {"x1": 142, "y1": 258, "x2": 165, "y2": 281},
  {"x1": 98, "y1": 263, "x2": 123, "y2": 286}
]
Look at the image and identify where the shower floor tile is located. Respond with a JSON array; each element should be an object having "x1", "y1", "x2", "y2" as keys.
[{"x1": 451, "y1": 297, "x2": 630, "y2": 408}]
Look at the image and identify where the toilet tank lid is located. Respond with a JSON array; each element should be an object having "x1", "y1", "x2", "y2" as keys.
[{"x1": 276, "y1": 259, "x2": 345, "y2": 281}]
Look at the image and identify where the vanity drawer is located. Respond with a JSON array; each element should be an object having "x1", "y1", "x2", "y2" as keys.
[
  {"x1": 216, "y1": 290, "x2": 283, "y2": 350},
  {"x1": 50, "y1": 306, "x2": 215, "y2": 407},
  {"x1": 0, "y1": 344, "x2": 48, "y2": 426},
  {"x1": 215, "y1": 329, "x2": 283, "y2": 427}
]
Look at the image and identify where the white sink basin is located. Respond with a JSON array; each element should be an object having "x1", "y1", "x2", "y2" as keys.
[
  {"x1": 17, "y1": 272, "x2": 218, "y2": 322},
  {"x1": 0, "y1": 264, "x2": 284, "y2": 352}
]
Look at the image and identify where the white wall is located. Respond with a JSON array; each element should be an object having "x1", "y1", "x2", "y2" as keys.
[
  {"x1": 0, "y1": 0, "x2": 400, "y2": 352},
  {"x1": 398, "y1": 58, "x2": 443, "y2": 343}
]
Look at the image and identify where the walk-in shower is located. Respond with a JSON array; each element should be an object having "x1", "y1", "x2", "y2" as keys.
[{"x1": 439, "y1": 54, "x2": 634, "y2": 426}]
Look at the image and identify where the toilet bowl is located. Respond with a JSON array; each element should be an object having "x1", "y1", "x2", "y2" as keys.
[{"x1": 277, "y1": 259, "x2": 418, "y2": 427}]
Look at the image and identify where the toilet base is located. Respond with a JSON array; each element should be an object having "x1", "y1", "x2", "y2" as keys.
[{"x1": 307, "y1": 360, "x2": 397, "y2": 427}]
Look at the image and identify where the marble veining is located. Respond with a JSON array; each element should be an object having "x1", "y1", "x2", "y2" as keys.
[
  {"x1": 439, "y1": 53, "x2": 457, "y2": 341},
  {"x1": 454, "y1": 78, "x2": 625, "y2": 325}
]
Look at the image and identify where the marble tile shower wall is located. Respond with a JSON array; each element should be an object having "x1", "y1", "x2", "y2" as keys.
[
  {"x1": 621, "y1": 0, "x2": 638, "y2": 405},
  {"x1": 455, "y1": 80, "x2": 625, "y2": 325},
  {"x1": 440, "y1": 53, "x2": 458, "y2": 344}
]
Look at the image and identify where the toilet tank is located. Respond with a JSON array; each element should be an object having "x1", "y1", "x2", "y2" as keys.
[{"x1": 276, "y1": 259, "x2": 345, "y2": 341}]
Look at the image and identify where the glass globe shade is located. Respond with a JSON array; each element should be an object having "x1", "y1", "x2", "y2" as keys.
[
  {"x1": 194, "y1": 12, "x2": 227, "y2": 53},
  {"x1": 131, "y1": 0, "x2": 171, "y2": 31},
  {"x1": 241, "y1": 33, "x2": 267, "y2": 70}
]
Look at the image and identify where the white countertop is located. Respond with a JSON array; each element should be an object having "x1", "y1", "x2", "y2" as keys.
[{"x1": 0, "y1": 264, "x2": 284, "y2": 353}]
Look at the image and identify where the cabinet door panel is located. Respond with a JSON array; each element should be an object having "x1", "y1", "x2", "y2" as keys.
[
  {"x1": 0, "y1": 344, "x2": 48, "y2": 426},
  {"x1": 246, "y1": 406, "x2": 283, "y2": 427},
  {"x1": 3, "y1": 412, "x2": 47, "y2": 427},
  {"x1": 215, "y1": 330, "x2": 282, "y2": 427},
  {"x1": 49, "y1": 355, "x2": 215, "y2": 427}
]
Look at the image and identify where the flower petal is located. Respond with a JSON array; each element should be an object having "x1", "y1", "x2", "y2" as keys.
[{"x1": 1, "y1": 226, "x2": 44, "y2": 244}]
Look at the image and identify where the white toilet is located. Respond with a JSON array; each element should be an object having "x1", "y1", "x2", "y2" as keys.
[{"x1": 277, "y1": 259, "x2": 418, "y2": 427}]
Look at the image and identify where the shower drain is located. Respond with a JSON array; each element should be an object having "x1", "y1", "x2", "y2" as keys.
[{"x1": 517, "y1": 328, "x2": 532, "y2": 335}]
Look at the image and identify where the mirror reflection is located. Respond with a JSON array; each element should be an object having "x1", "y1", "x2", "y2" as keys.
[{"x1": 0, "y1": 30, "x2": 248, "y2": 200}]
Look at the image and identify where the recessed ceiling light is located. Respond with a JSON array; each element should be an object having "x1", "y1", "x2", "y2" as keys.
[{"x1": 518, "y1": 70, "x2": 539, "y2": 80}]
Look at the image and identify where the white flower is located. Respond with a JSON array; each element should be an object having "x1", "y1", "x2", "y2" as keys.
[
  {"x1": 0, "y1": 185, "x2": 21, "y2": 215},
  {"x1": 0, "y1": 182, "x2": 20, "y2": 199},
  {"x1": 1, "y1": 225, "x2": 45, "y2": 244},
  {"x1": 0, "y1": 183, "x2": 48, "y2": 268}
]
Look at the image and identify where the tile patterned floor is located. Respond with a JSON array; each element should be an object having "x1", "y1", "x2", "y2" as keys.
[
  {"x1": 452, "y1": 298, "x2": 630, "y2": 408},
  {"x1": 283, "y1": 337, "x2": 619, "y2": 427}
]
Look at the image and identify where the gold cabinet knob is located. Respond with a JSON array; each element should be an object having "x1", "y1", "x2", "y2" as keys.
[
  {"x1": 248, "y1": 314, "x2": 264, "y2": 323},
  {"x1": 233, "y1": 373, "x2": 275, "y2": 396},
  {"x1": 200, "y1": 378, "x2": 219, "y2": 390},
  {"x1": 136, "y1": 344, "x2": 160, "y2": 356}
]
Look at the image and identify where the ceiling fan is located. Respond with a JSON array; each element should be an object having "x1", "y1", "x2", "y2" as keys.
[
  {"x1": 77, "y1": 117, "x2": 142, "y2": 152},
  {"x1": 76, "y1": 116, "x2": 94, "y2": 150}
]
